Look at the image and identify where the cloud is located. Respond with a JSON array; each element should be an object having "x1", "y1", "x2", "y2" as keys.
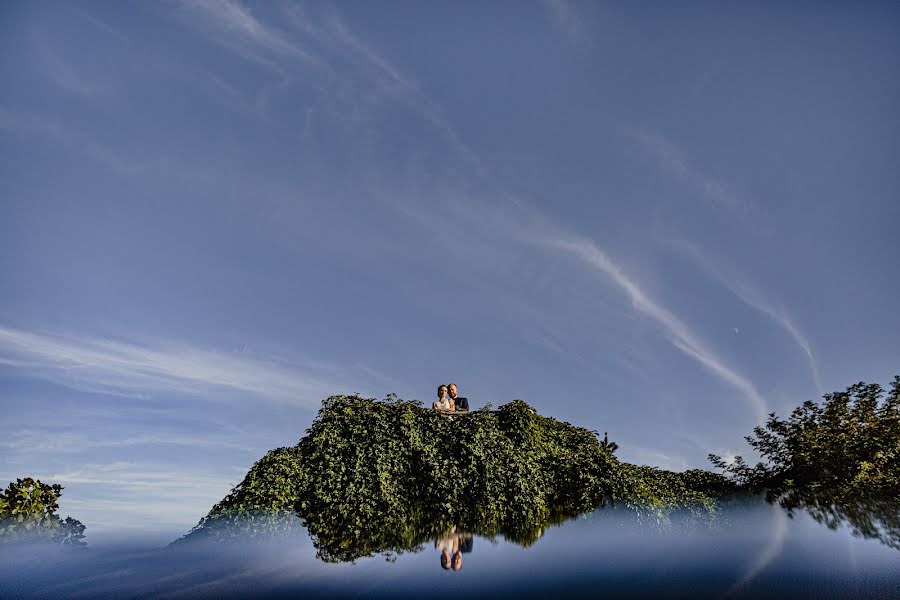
[
  {"x1": 46, "y1": 462, "x2": 234, "y2": 493},
  {"x1": 0, "y1": 429, "x2": 261, "y2": 454},
  {"x1": 200, "y1": 6, "x2": 770, "y2": 426},
  {"x1": 624, "y1": 127, "x2": 747, "y2": 216},
  {"x1": 535, "y1": 233, "x2": 769, "y2": 423},
  {"x1": 71, "y1": 7, "x2": 131, "y2": 43},
  {"x1": 175, "y1": 0, "x2": 327, "y2": 73},
  {"x1": 727, "y1": 284, "x2": 822, "y2": 393},
  {"x1": 0, "y1": 462, "x2": 241, "y2": 533},
  {"x1": 0, "y1": 324, "x2": 354, "y2": 405},
  {"x1": 0, "y1": 107, "x2": 64, "y2": 137},
  {"x1": 313, "y1": 4, "x2": 483, "y2": 172},
  {"x1": 542, "y1": 0, "x2": 584, "y2": 42},
  {"x1": 173, "y1": 0, "x2": 476, "y2": 164},
  {"x1": 166, "y1": 3, "x2": 774, "y2": 434},
  {"x1": 39, "y1": 42, "x2": 102, "y2": 98},
  {"x1": 727, "y1": 508, "x2": 788, "y2": 596},
  {"x1": 621, "y1": 446, "x2": 690, "y2": 471},
  {"x1": 666, "y1": 238, "x2": 823, "y2": 396},
  {"x1": 0, "y1": 108, "x2": 172, "y2": 177}
]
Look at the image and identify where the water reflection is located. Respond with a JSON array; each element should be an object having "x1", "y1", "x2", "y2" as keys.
[
  {"x1": 435, "y1": 527, "x2": 471, "y2": 571},
  {"x1": 178, "y1": 491, "x2": 900, "y2": 571},
  {"x1": 180, "y1": 499, "x2": 649, "y2": 563},
  {"x1": 776, "y1": 490, "x2": 900, "y2": 551},
  {"x1": 2, "y1": 496, "x2": 898, "y2": 599}
]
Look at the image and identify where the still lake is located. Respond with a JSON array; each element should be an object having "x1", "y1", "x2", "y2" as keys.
[{"x1": 2, "y1": 498, "x2": 897, "y2": 599}]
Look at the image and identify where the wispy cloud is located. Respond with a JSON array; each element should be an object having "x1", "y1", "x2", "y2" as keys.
[
  {"x1": 621, "y1": 445, "x2": 690, "y2": 471},
  {"x1": 39, "y1": 42, "x2": 102, "y2": 98},
  {"x1": 71, "y1": 7, "x2": 131, "y2": 43},
  {"x1": 624, "y1": 127, "x2": 750, "y2": 218},
  {"x1": 210, "y1": 5, "x2": 770, "y2": 426},
  {"x1": 542, "y1": 0, "x2": 584, "y2": 42},
  {"x1": 536, "y1": 233, "x2": 769, "y2": 423},
  {"x1": 0, "y1": 324, "x2": 353, "y2": 405},
  {"x1": 173, "y1": 0, "x2": 475, "y2": 161},
  {"x1": 727, "y1": 285, "x2": 822, "y2": 394},
  {"x1": 666, "y1": 238, "x2": 823, "y2": 396},
  {"x1": 313, "y1": 4, "x2": 484, "y2": 173},
  {"x1": 0, "y1": 108, "x2": 170, "y2": 177},
  {"x1": 46, "y1": 462, "x2": 235, "y2": 494},
  {"x1": 0, "y1": 107, "x2": 64, "y2": 137},
  {"x1": 175, "y1": 0, "x2": 327, "y2": 73},
  {"x1": 172, "y1": 3, "x2": 774, "y2": 431},
  {"x1": 727, "y1": 508, "x2": 788, "y2": 597},
  {"x1": 0, "y1": 429, "x2": 261, "y2": 454},
  {"x1": 0, "y1": 462, "x2": 241, "y2": 532}
]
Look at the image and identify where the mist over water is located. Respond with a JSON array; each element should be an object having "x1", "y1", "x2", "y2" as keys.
[{"x1": 3, "y1": 499, "x2": 897, "y2": 599}]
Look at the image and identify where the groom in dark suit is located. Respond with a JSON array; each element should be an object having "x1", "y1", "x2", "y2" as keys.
[{"x1": 447, "y1": 383, "x2": 468, "y2": 412}]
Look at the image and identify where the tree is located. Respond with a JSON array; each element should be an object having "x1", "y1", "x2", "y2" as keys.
[
  {"x1": 599, "y1": 432, "x2": 619, "y2": 455},
  {"x1": 0, "y1": 477, "x2": 86, "y2": 545},
  {"x1": 709, "y1": 376, "x2": 900, "y2": 500}
]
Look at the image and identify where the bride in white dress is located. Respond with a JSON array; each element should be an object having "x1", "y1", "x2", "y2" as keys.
[{"x1": 432, "y1": 384, "x2": 455, "y2": 412}]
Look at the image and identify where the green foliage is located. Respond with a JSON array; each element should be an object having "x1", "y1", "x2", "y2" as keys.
[
  {"x1": 709, "y1": 377, "x2": 900, "y2": 500},
  {"x1": 600, "y1": 432, "x2": 619, "y2": 455},
  {"x1": 709, "y1": 377, "x2": 900, "y2": 551},
  {"x1": 0, "y1": 478, "x2": 86, "y2": 545},
  {"x1": 676, "y1": 469, "x2": 740, "y2": 498},
  {"x1": 190, "y1": 395, "x2": 722, "y2": 561},
  {"x1": 780, "y1": 492, "x2": 899, "y2": 551}
]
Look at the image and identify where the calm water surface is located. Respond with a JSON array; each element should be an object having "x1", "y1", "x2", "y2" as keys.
[{"x1": 2, "y1": 499, "x2": 898, "y2": 599}]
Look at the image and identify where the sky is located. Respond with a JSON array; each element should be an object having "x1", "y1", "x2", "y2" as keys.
[{"x1": 1, "y1": 0, "x2": 898, "y2": 542}]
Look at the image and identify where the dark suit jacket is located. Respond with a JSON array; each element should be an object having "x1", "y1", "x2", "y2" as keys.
[{"x1": 453, "y1": 397, "x2": 469, "y2": 411}]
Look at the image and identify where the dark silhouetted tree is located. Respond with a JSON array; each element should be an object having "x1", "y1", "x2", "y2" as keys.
[{"x1": 600, "y1": 432, "x2": 619, "y2": 455}]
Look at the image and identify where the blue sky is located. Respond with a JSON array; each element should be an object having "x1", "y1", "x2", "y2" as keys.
[{"x1": 1, "y1": 1, "x2": 898, "y2": 541}]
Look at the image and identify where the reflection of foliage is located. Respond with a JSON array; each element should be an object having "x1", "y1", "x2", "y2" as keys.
[
  {"x1": 180, "y1": 501, "x2": 720, "y2": 563},
  {"x1": 0, "y1": 478, "x2": 86, "y2": 546},
  {"x1": 779, "y1": 491, "x2": 900, "y2": 551},
  {"x1": 182, "y1": 508, "x2": 452, "y2": 562},
  {"x1": 187, "y1": 396, "x2": 724, "y2": 562},
  {"x1": 177, "y1": 509, "x2": 307, "y2": 542},
  {"x1": 710, "y1": 377, "x2": 900, "y2": 551}
]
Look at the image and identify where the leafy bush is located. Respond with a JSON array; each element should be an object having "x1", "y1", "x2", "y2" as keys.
[
  {"x1": 0, "y1": 478, "x2": 86, "y2": 545},
  {"x1": 709, "y1": 377, "x2": 900, "y2": 500},
  {"x1": 189, "y1": 395, "x2": 722, "y2": 561}
]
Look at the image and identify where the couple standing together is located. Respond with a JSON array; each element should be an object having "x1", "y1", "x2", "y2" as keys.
[{"x1": 432, "y1": 383, "x2": 469, "y2": 413}]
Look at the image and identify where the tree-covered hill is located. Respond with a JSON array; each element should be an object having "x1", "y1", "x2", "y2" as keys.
[{"x1": 185, "y1": 396, "x2": 732, "y2": 560}]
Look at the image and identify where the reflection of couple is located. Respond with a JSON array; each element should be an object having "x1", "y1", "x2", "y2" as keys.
[
  {"x1": 435, "y1": 527, "x2": 473, "y2": 571},
  {"x1": 432, "y1": 383, "x2": 469, "y2": 413}
]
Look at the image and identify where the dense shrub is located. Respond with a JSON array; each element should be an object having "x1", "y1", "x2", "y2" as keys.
[{"x1": 189, "y1": 396, "x2": 722, "y2": 560}]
